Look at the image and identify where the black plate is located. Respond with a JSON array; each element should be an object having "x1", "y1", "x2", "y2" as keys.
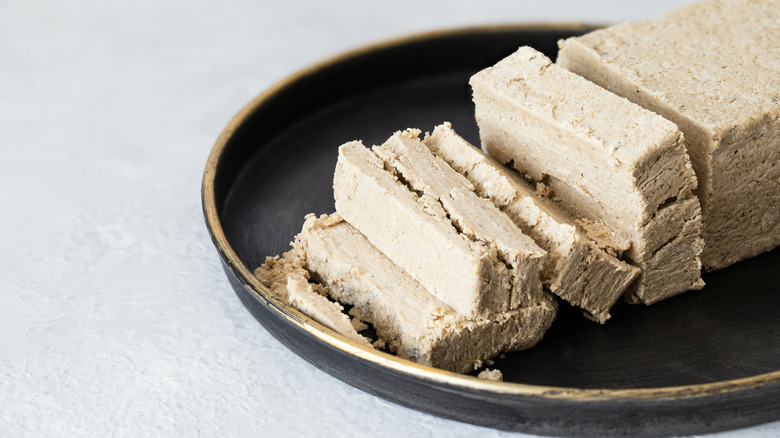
[{"x1": 202, "y1": 25, "x2": 780, "y2": 437}]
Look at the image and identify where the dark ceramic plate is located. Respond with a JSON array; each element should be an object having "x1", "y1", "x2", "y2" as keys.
[{"x1": 202, "y1": 25, "x2": 780, "y2": 437}]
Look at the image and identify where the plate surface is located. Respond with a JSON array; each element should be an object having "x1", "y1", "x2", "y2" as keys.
[{"x1": 202, "y1": 25, "x2": 780, "y2": 437}]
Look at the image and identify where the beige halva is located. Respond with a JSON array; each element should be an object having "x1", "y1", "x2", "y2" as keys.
[
  {"x1": 557, "y1": 0, "x2": 780, "y2": 270},
  {"x1": 301, "y1": 214, "x2": 555, "y2": 373},
  {"x1": 336, "y1": 131, "x2": 547, "y2": 318},
  {"x1": 256, "y1": 0, "x2": 779, "y2": 374},
  {"x1": 257, "y1": 213, "x2": 556, "y2": 373},
  {"x1": 471, "y1": 46, "x2": 705, "y2": 304},
  {"x1": 425, "y1": 123, "x2": 639, "y2": 323}
]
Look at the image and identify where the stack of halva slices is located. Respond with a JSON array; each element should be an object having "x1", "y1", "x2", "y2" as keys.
[{"x1": 256, "y1": 0, "x2": 780, "y2": 374}]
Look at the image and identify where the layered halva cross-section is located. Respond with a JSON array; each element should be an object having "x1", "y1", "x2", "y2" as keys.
[
  {"x1": 470, "y1": 47, "x2": 704, "y2": 304},
  {"x1": 424, "y1": 123, "x2": 640, "y2": 323},
  {"x1": 334, "y1": 131, "x2": 547, "y2": 318},
  {"x1": 297, "y1": 213, "x2": 557, "y2": 373},
  {"x1": 557, "y1": 0, "x2": 780, "y2": 270}
]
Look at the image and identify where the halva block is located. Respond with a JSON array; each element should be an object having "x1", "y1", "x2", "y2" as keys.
[{"x1": 557, "y1": 0, "x2": 780, "y2": 270}]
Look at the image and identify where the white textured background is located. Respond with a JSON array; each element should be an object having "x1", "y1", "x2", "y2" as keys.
[{"x1": 2, "y1": 0, "x2": 778, "y2": 436}]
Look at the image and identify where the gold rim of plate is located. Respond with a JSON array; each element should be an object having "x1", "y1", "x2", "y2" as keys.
[{"x1": 201, "y1": 23, "x2": 780, "y2": 402}]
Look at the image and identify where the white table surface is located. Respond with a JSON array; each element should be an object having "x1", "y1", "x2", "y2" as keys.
[{"x1": 2, "y1": 0, "x2": 778, "y2": 436}]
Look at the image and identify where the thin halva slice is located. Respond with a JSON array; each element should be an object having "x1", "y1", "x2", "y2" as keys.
[
  {"x1": 255, "y1": 247, "x2": 371, "y2": 347},
  {"x1": 424, "y1": 123, "x2": 640, "y2": 323},
  {"x1": 334, "y1": 138, "x2": 545, "y2": 318},
  {"x1": 301, "y1": 214, "x2": 557, "y2": 373},
  {"x1": 557, "y1": 0, "x2": 780, "y2": 270},
  {"x1": 470, "y1": 47, "x2": 704, "y2": 304},
  {"x1": 373, "y1": 129, "x2": 547, "y2": 311}
]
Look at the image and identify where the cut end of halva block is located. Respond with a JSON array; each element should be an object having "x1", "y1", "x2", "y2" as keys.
[
  {"x1": 469, "y1": 46, "x2": 704, "y2": 304},
  {"x1": 557, "y1": 0, "x2": 780, "y2": 271}
]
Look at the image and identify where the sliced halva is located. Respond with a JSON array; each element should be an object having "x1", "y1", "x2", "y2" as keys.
[
  {"x1": 424, "y1": 122, "x2": 640, "y2": 323},
  {"x1": 373, "y1": 129, "x2": 547, "y2": 311},
  {"x1": 334, "y1": 136, "x2": 546, "y2": 318},
  {"x1": 470, "y1": 47, "x2": 704, "y2": 304},
  {"x1": 557, "y1": 0, "x2": 780, "y2": 270},
  {"x1": 301, "y1": 214, "x2": 557, "y2": 373},
  {"x1": 255, "y1": 247, "x2": 371, "y2": 347}
]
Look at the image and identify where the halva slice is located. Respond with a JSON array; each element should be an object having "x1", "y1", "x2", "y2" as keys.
[
  {"x1": 373, "y1": 129, "x2": 547, "y2": 311},
  {"x1": 557, "y1": 0, "x2": 780, "y2": 270},
  {"x1": 470, "y1": 47, "x2": 704, "y2": 304},
  {"x1": 301, "y1": 213, "x2": 557, "y2": 373},
  {"x1": 425, "y1": 123, "x2": 640, "y2": 323},
  {"x1": 334, "y1": 137, "x2": 545, "y2": 318},
  {"x1": 255, "y1": 248, "x2": 371, "y2": 346}
]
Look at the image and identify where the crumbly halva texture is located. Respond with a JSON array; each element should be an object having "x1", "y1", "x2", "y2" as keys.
[
  {"x1": 334, "y1": 134, "x2": 546, "y2": 318},
  {"x1": 300, "y1": 213, "x2": 557, "y2": 373},
  {"x1": 557, "y1": 0, "x2": 780, "y2": 270},
  {"x1": 477, "y1": 368, "x2": 504, "y2": 381},
  {"x1": 255, "y1": 246, "x2": 371, "y2": 347},
  {"x1": 424, "y1": 123, "x2": 640, "y2": 323},
  {"x1": 470, "y1": 47, "x2": 704, "y2": 304}
]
